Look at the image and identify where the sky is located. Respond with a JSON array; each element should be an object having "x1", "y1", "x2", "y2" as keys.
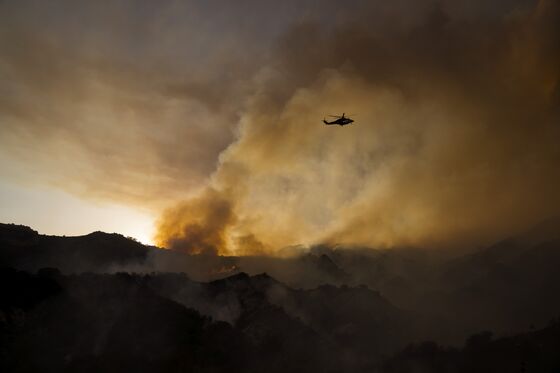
[{"x1": 0, "y1": 0, "x2": 559, "y2": 253}]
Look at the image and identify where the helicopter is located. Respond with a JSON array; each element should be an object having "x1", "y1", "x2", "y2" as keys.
[{"x1": 323, "y1": 113, "x2": 355, "y2": 126}]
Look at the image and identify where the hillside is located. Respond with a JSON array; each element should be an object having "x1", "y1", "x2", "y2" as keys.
[{"x1": 2, "y1": 221, "x2": 560, "y2": 371}]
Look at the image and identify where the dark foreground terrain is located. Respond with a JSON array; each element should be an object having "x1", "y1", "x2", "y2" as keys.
[{"x1": 1, "y1": 222, "x2": 560, "y2": 372}]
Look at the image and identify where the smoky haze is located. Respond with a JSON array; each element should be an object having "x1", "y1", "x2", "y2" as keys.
[
  {"x1": 157, "y1": 0, "x2": 560, "y2": 254},
  {"x1": 0, "y1": 0, "x2": 559, "y2": 254}
]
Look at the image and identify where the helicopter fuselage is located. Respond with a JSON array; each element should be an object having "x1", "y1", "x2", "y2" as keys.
[{"x1": 323, "y1": 117, "x2": 354, "y2": 126}]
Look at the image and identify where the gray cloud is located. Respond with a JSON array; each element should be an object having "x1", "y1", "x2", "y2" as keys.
[
  {"x1": 157, "y1": 0, "x2": 560, "y2": 253},
  {"x1": 1, "y1": 0, "x2": 558, "y2": 253}
]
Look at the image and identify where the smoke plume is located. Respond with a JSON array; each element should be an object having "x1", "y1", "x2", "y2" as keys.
[
  {"x1": 1, "y1": 1, "x2": 559, "y2": 254},
  {"x1": 155, "y1": 188, "x2": 234, "y2": 254},
  {"x1": 156, "y1": 0, "x2": 560, "y2": 254}
]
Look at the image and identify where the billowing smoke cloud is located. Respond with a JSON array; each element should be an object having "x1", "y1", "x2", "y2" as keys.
[
  {"x1": 0, "y1": 0, "x2": 256, "y2": 208},
  {"x1": 1, "y1": 0, "x2": 559, "y2": 254},
  {"x1": 157, "y1": 0, "x2": 560, "y2": 254},
  {"x1": 155, "y1": 188, "x2": 234, "y2": 254}
]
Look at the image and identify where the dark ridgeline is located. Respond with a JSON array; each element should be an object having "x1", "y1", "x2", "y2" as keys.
[
  {"x1": 0, "y1": 268, "x2": 402, "y2": 372},
  {"x1": 0, "y1": 268, "x2": 252, "y2": 373},
  {"x1": 382, "y1": 324, "x2": 560, "y2": 373},
  {"x1": 1, "y1": 222, "x2": 560, "y2": 372},
  {"x1": 0, "y1": 224, "x2": 150, "y2": 273}
]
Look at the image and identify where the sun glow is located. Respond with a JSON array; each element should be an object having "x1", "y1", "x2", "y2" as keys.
[{"x1": 0, "y1": 180, "x2": 156, "y2": 245}]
